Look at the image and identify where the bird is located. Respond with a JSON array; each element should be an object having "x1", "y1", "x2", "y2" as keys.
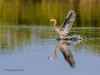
[
  {"x1": 49, "y1": 40, "x2": 75, "y2": 68},
  {"x1": 50, "y1": 10, "x2": 76, "y2": 39}
]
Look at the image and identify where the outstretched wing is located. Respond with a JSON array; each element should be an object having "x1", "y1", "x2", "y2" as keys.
[
  {"x1": 60, "y1": 10, "x2": 76, "y2": 33},
  {"x1": 60, "y1": 42, "x2": 75, "y2": 68}
]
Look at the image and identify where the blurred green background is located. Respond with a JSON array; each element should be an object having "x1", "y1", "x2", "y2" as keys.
[{"x1": 0, "y1": 0, "x2": 100, "y2": 26}]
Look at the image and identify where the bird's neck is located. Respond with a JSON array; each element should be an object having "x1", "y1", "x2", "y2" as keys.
[
  {"x1": 52, "y1": 54, "x2": 57, "y2": 60},
  {"x1": 53, "y1": 47, "x2": 57, "y2": 59},
  {"x1": 51, "y1": 45, "x2": 59, "y2": 60},
  {"x1": 53, "y1": 20, "x2": 60, "y2": 34},
  {"x1": 53, "y1": 20, "x2": 57, "y2": 28}
]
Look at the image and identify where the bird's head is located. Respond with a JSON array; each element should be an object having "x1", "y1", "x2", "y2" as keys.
[
  {"x1": 50, "y1": 19, "x2": 56, "y2": 22},
  {"x1": 50, "y1": 19, "x2": 57, "y2": 25},
  {"x1": 48, "y1": 56, "x2": 56, "y2": 60}
]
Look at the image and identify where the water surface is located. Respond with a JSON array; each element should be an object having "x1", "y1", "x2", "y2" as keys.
[{"x1": 0, "y1": 26, "x2": 100, "y2": 75}]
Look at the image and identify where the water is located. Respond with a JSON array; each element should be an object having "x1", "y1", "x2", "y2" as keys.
[{"x1": 0, "y1": 26, "x2": 100, "y2": 75}]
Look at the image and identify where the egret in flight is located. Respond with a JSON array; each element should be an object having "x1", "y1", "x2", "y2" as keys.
[{"x1": 50, "y1": 10, "x2": 76, "y2": 39}]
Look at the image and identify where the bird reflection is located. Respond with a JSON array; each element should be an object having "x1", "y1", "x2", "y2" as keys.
[{"x1": 49, "y1": 40, "x2": 75, "y2": 68}]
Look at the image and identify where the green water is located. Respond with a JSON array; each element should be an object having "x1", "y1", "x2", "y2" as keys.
[
  {"x1": 0, "y1": 26, "x2": 100, "y2": 55},
  {"x1": 0, "y1": 0, "x2": 100, "y2": 26}
]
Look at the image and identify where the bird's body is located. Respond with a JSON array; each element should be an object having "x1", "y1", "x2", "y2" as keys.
[
  {"x1": 50, "y1": 10, "x2": 76, "y2": 39},
  {"x1": 49, "y1": 11, "x2": 76, "y2": 68}
]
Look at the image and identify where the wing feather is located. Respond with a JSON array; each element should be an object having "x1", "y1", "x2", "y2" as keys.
[
  {"x1": 60, "y1": 43, "x2": 75, "y2": 68},
  {"x1": 60, "y1": 10, "x2": 76, "y2": 33}
]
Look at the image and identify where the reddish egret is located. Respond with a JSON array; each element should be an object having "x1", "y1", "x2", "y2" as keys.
[
  {"x1": 50, "y1": 10, "x2": 76, "y2": 39},
  {"x1": 49, "y1": 40, "x2": 75, "y2": 68}
]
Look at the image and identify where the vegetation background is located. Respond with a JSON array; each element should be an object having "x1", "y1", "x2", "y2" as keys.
[{"x1": 0, "y1": 0, "x2": 100, "y2": 27}]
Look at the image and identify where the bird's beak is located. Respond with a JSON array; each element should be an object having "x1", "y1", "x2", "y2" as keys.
[
  {"x1": 48, "y1": 57, "x2": 55, "y2": 60},
  {"x1": 50, "y1": 19, "x2": 52, "y2": 21},
  {"x1": 50, "y1": 19, "x2": 53, "y2": 21}
]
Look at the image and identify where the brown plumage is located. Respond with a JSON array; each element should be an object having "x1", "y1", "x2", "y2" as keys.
[{"x1": 50, "y1": 10, "x2": 76, "y2": 39}]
